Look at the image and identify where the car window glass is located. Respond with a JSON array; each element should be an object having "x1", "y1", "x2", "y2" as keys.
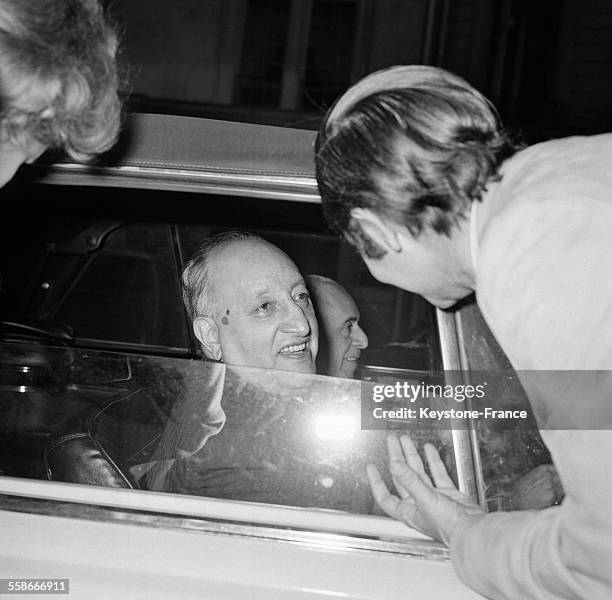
[
  {"x1": 52, "y1": 224, "x2": 189, "y2": 350},
  {"x1": 0, "y1": 342, "x2": 458, "y2": 518},
  {"x1": 453, "y1": 302, "x2": 556, "y2": 511}
]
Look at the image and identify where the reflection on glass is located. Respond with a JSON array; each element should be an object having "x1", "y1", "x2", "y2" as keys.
[
  {"x1": 312, "y1": 411, "x2": 360, "y2": 442},
  {"x1": 454, "y1": 303, "x2": 561, "y2": 511},
  {"x1": 0, "y1": 343, "x2": 458, "y2": 517},
  {"x1": 147, "y1": 362, "x2": 377, "y2": 513}
]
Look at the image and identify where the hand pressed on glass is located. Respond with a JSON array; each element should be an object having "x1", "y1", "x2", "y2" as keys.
[{"x1": 367, "y1": 434, "x2": 485, "y2": 545}]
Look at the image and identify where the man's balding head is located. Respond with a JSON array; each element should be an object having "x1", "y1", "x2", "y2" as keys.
[{"x1": 182, "y1": 231, "x2": 260, "y2": 322}]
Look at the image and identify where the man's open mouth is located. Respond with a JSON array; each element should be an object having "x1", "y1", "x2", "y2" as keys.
[{"x1": 279, "y1": 341, "x2": 309, "y2": 356}]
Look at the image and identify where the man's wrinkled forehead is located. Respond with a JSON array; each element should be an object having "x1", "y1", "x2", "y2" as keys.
[{"x1": 209, "y1": 238, "x2": 303, "y2": 305}]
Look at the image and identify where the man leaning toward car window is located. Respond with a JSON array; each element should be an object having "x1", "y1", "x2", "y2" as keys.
[
  {"x1": 0, "y1": 0, "x2": 122, "y2": 188},
  {"x1": 315, "y1": 65, "x2": 612, "y2": 599},
  {"x1": 305, "y1": 274, "x2": 368, "y2": 379}
]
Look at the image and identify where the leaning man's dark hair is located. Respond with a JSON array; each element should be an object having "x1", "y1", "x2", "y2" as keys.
[{"x1": 315, "y1": 66, "x2": 520, "y2": 258}]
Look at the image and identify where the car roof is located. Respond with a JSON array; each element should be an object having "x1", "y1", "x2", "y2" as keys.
[{"x1": 29, "y1": 113, "x2": 321, "y2": 203}]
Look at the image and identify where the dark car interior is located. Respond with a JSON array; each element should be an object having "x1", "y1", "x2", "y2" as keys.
[{"x1": 0, "y1": 181, "x2": 440, "y2": 488}]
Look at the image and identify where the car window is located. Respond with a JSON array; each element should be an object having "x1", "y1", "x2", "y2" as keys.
[
  {"x1": 0, "y1": 187, "x2": 437, "y2": 374},
  {"x1": 51, "y1": 223, "x2": 189, "y2": 351},
  {"x1": 0, "y1": 342, "x2": 456, "y2": 520}
]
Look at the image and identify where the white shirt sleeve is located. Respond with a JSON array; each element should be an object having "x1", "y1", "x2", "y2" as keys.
[{"x1": 450, "y1": 195, "x2": 612, "y2": 599}]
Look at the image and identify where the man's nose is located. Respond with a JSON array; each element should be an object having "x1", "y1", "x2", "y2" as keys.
[
  {"x1": 282, "y1": 302, "x2": 310, "y2": 336},
  {"x1": 351, "y1": 324, "x2": 368, "y2": 349}
]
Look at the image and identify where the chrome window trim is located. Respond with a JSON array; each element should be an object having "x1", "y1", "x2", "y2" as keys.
[
  {"x1": 454, "y1": 307, "x2": 489, "y2": 506},
  {"x1": 70, "y1": 337, "x2": 193, "y2": 357},
  {"x1": 28, "y1": 164, "x2": 321, "y2": 204},
  {"x1": 360, "y1": 365, "x2": 431, "y2": 378},
  {"x1": 0, "y1": 479, "x2": 449, "y2": 561},
  {"x1": 435, "y1": 308, "x2": 481, "y2": 504},
  {"x1": 0, "y1": 477, "x2": 431, "y2": 541}
]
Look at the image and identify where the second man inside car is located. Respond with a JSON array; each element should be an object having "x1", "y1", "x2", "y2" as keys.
[{"x1": 306, "y1": 274, "x2": 368, "y2": 379}]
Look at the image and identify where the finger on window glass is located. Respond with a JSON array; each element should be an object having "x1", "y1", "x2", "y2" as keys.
[
  {"x1": 366, "y1": 463, "x2": 402, "y2": 519},
  {"x1": 423, "y1": 443, "x2": 456, "y2": 489}
]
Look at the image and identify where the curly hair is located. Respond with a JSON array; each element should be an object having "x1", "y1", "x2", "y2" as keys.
[
  {"x1": 315, "y1": 66, "x2": 520, "y2": 258},
  {"x1": 0, "y1": 0, "x2": 122, "y2": 161}
]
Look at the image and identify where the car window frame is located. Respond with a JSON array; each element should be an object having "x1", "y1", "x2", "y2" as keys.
[
  {"x1": 0, "y1": 311, "x2": 479, "y2": 560},
  {"x1": 0, "y1": 476, "x2": 450, "y2": 560},
  {"x1": 1, "y1": 115, "x2": 488, "y2": 560}
]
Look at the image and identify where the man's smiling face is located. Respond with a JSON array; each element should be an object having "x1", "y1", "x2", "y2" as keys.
[
  {"x1": 207, "y1": 239, "x2": 318, "y2": 374},
  {"x1": 313, "y1": 279, "x2": 368, "y2": 378}
]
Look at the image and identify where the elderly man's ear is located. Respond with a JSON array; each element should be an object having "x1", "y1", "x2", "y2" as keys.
[
  {"x1": 193, "y1": 317, "x2": 222, "y2": 361},
  {"x1": 350, "y1": 208, "x2": 402, "y2": 253}
]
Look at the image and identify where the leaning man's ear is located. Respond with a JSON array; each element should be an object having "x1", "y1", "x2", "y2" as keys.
[
  {"x1": 350, "y1": 208, "x2": 401, "y2": 253},
  {"x1": 193, "y1": 317, "x2": 222, "y2": 361}
]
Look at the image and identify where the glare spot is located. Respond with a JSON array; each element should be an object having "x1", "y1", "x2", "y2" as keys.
[
  {"x1": 319, "y1": 477, "x2": 334, "y2": 488},
  {"x1": 313, "y1": 412, "x2": 359, "y2": 441}
]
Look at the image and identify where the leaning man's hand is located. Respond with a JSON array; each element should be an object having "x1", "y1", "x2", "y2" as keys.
[{"x1": 367, "y1": 434, "x2": 484, "y2": 545}]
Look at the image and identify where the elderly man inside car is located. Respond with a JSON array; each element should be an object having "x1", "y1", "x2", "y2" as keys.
[
  {"x1": 183, "y1": 231, "x2": 318, "y2": 374},
  {"x1": 148, "y1": 231, "x2": 373, "y2": 513}
]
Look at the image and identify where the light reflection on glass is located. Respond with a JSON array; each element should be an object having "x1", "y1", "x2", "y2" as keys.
[{"x1": 312, "y1": 411, "x2": 359, "y2": 442}]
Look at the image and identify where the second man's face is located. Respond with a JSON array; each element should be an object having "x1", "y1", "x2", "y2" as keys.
[
  {"x1": 317, "y1": 282, "x2": 368, "y2": 379},
  {"x1": 209, "y1": 239, "x2": 318, "y2": 374}
]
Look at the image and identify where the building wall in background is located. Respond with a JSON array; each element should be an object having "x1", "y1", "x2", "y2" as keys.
[
  {"x1": 365, "y1": 0, "x2": 428, "y2": 72},
  {"x1": 114, "y1": 0, "x2": 246, "y2": 104},
  {"x1": 111, "y1": 0, "x2": 612, "y2": 136},
  {"x1": 113, "y1": 0, "x2": 428, "y2": 119},
  {"x1": 554, "y1": 0, "x2": 612, "y2": 132}
]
